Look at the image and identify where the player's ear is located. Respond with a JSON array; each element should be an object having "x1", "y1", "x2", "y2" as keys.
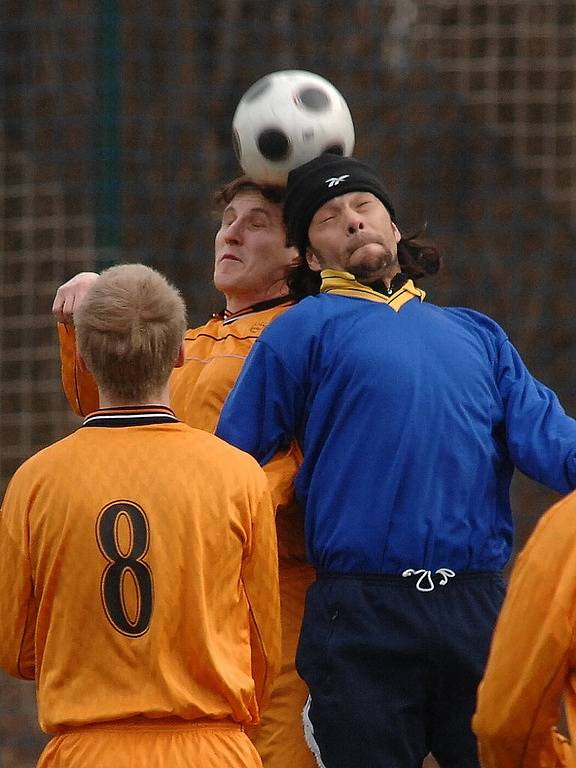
[
  {"x1": 306, "y1": 247, "x2": 322, "y2": 273},
  {"x1": 392, "y1": 222, "x2": 401, "y2": 243},
  {"x1": 174, "y1": 342, "x2": 186, "y2": 369}
]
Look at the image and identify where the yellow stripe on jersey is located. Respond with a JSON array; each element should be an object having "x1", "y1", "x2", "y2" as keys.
[{"x1": 320, "y1": 268, "x2": 426, "y2": 311}]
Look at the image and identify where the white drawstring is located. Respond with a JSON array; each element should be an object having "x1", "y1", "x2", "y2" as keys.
[{"x1": 401, "y1": 568, "x2": 456, "y2": 592}]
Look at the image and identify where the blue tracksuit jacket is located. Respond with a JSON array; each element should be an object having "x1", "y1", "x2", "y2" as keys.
[{"x1": 216, "y1": 287, "x2": 576, "y2": 574}]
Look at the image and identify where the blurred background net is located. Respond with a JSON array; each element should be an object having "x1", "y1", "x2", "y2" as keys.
[{"x1": 1, "y1": 1, "x2": 575, "y2": 764}]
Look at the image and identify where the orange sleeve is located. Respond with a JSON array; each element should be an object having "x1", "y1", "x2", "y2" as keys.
[
  {"x1": 473, "y1": 493, "x2": 576, "y2": 768},
  {"x1": 0, "y1": 475, "x2": 36, "y2": 680},
  {"x1": 264, "y1": 442, "x2": 309, "y2": 564},
  {"x1": 263, "y1": 441, "x2": 301, "y2": 513},
  {"x1": 242, "y1": 475, "x2": 282, "y2": 716},
  {"x1": 58, "y1": 322, "x2": 99, "y2": 416}
]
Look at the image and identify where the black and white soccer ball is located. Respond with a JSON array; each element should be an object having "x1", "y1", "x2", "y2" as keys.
[{"x1": 232, "y1": 70, "x2": 355, "y2": 184}]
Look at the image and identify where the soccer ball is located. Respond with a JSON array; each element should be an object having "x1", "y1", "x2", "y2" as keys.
[{"x1": 232, "y1": 70, "x2": 355, "y2": 184}]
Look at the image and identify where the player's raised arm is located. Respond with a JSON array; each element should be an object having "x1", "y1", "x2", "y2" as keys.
[
  {"x1": 52, "y1": 271, "x2": 100, "y2": 324},
  {"x1": 53, "y1": 272, "x2": 100, "y2": 415}
]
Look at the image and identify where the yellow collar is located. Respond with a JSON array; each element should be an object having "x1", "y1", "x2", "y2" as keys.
[{"x1": 319, "y1": 270, "x2": 426, "y2": 312}]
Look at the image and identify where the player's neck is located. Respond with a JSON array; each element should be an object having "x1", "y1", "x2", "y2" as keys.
[
  {"x1": 98, "y1": 384, "x2": 171, "y2": 410},
  {"x1": 224, "y1": 285, "x2": 290, "y2": 314}
]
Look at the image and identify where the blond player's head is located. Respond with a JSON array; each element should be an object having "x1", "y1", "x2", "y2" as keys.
[{"x1": 75, "y1": 264, "x2": 187, "y2": 403}]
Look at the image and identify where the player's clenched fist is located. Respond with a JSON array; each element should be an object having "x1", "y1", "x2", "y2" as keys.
[{"x1": 52, "y1": 272, "x2": 99, "y2": 324}]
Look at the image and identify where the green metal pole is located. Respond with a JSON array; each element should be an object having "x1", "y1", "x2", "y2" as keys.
[{"x1": 95, "y1": 0, "x2": 121, "y2": 270}]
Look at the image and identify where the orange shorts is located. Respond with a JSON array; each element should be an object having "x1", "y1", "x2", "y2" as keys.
[{"x1": 38, "y1": 719, "x2": 262, "y2": 768}]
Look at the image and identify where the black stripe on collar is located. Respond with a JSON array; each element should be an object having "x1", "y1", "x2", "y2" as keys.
[
  {"x1": 214, "y1": 295, "x2": 295, "y2": 323},
  {"x1": 82, "y1": 407, "x2": 179, "y2": 429}
]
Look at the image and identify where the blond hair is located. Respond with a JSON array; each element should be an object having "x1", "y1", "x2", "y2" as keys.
[{"x1": 75, "y1": 264, "x2": 187, "y2": 402}]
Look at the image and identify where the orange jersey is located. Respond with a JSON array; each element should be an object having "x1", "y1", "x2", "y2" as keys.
[
  {"x1": 473, "y1": 491, "x2": 576, "y2": 768},
  {"x1": 170, "y1": 302, "x2": 294, "y2": 433},
  {"x1": 0, "y1": 407, "x2": 280, "y2": 735}
]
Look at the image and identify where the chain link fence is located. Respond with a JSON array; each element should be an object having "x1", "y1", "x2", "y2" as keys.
[{"x1": 1, "y1": 1, "x2": 575, "y2": 764}]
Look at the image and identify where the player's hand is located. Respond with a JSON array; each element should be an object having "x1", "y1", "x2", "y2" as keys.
[{"x1": 52, "y1": 272, "x2": 99, "y2": 324}]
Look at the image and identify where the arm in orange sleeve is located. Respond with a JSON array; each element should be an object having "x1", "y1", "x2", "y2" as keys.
[
  {"x1": 0, "y1": 473, "x2": 37, "y2": 680},
  {"x1": 264, "y1": 441, "x2": 310, "y2": 564},
  {"x1": 473, "y1": 493, "x2": 576, "y2": 768},
  {"x1": 58, "y1": 322, "x2": 99, "y2": 416},
  {"x1": 263, "y1": 440, "x2": 301, "y2": 513},
  {"x1": 242, "y1": 471, "x2": 282, "y2": 716}
]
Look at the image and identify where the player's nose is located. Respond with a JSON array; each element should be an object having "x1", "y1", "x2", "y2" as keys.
[
  {"x1": 224, "y1": 220, "x2": 243, "y2": 244},
  {"x1": 346, "y1": 218, "x2": 364, "y2": 235}
]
